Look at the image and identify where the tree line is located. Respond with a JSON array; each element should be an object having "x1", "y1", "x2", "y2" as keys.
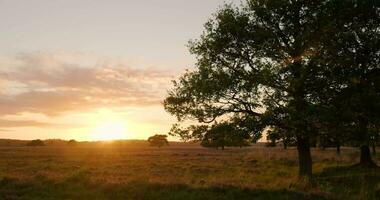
[{"x1": 164, "y1": 0, "x2": 379, "y2": 181}]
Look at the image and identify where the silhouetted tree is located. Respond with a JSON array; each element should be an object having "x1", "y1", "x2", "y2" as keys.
[
  {"x1": 200, "y1": 122, "x2": 250, "y2": 150},
  {"x1": 165, "y1": 0, "x2": 330, "y2": 180},
  {"x1": 316, "y1": 105, "x2": 353, "y2": 154},
  {"x1": 164, "y1": 0, "x2": 379, "y2": 179},
  {"x1": 230, "y1": 130, "x2": 251, "y2": 148},
  {"x1": 26, "y1": 139, "x2": 45, "y2": 147},
  {"x1": 147, "y1": 134, "x2": 169, "y2": 148},
  {"x1": 266, "y1": 127, "x2": 295, "y2": 149},
  {"x1": 266, "y1": 129, "x2": 279, "y2": 147},
  {"x1": 201, "y1": 130, "x2": 228, "y2": 150},
  {"x1": 315, "y1": 0, "x2": 380, "y2": 166},
  {"x1": 67, "y1": 139, "x2": 78, "y2": 146}
]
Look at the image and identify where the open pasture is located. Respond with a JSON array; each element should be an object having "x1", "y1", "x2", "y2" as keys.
[{"x1": 0, "y1": 144, "x2": 379, "y2": 200}]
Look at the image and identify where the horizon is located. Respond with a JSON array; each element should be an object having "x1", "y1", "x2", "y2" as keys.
[
  {"x1": 0, "y1": 0, "x2": 240, "y2": 141},
  {"x1": 0, "y1": 1, "x2": 378, "y2": 199}
]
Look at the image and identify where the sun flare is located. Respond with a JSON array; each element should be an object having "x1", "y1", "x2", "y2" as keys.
[{"x1": 91, "y1": 121, "x2": 127, "y2": 141}]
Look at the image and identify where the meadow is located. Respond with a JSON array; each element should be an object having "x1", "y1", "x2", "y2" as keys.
[{"x1": 0, "y1": 143, "x2": 379, "y2": 200}]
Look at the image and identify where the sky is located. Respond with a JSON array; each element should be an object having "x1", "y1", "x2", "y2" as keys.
[{"x1": 0, "y1": 0, "x2": 240, "y2": 141}]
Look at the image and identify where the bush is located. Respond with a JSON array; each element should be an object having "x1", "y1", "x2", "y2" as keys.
[{"x1": 26, "y1": 139, "x2": 45, "y2": 147}]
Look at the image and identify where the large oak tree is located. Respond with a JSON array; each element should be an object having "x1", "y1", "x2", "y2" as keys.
[
  {"x1": 316, "y1": 0, "x2": 379, "y2": 165},
  {"x1": 164, "y1": 0, "x2": 379, "y2": 179}
]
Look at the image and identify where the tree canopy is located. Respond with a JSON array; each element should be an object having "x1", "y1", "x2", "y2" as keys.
[
  {"x1": 164, "y1": 0, "x2": 379, "y2": 179},
  {"x1": 26, "y1": 139, "x2": 45, "y2": 147},
  {"x1": 147, "y1": 134, "x2": 169, "y2": 148}
]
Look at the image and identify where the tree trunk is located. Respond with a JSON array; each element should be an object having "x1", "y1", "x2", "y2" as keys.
[
  {"x1": 358, "y1": 119, "x2": 376, "y2": 167},
  {"x1": 283, "y1": 140, "x2": 288, "y2": 150},
  {"x1": 336, "y1": 141, "x2": 341, "y2": 154},
  {"x1": 372, "y1": 134, "x2": 377, "y2": 155},
  {"x1": 297, "y1": 137, "x2": 312, "y2": 180},
  {"x1": 336, "y1": 145, "x2": 340, "y2": 154},
  {"x1": 221, "y1": 145, "x2": 224, "y2": 150},
  {"x1": 372, "y1": 143, "x2": 376, "y2": 155},
  {"x1": 360, "y1": 145, "x2": 375, "y2": 166}
]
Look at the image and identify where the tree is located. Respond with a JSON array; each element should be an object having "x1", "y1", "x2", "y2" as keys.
[
  {"x1": 200, "y1": 122, "x2": 251, "y2": 150},
  {"x1": 164, "y1": 0, "x2": 332, "y2": 180},
  {"x1": 369, "y1": 124, "x2": 379, "y2": 155},
  {"x1": 230, "y1": 130, "x2": 251, "y2": 148},
  {"x1": 315, "y1": 0, "x2": 380, "y2": 166},
  {"x1": 164, "y1": 0, "x2": 379, "y2": 179},
  {"x1": 147, "y1": 134, "x2": 169, "y2": 148},
  {"x1": 26, "y1": 139, "x2": 45, "y2": 147},
  {"x1": 201, "y1": 128, "x2": 228, "y2": 150},
  {"x1": 316, "y1": 104, "x2": 353, "y2": 154},
  {"x1": 266, "y1": 128, "x2": 279, "y2": 147},
  {"x1": 266, "y1": 127, "x2": 295, "y2": 149},
  {"x1": 67, "y1": 139, "x2": 78, "y2": 146}
]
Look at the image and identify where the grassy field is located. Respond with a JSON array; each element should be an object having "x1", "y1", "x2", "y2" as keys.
[{"x1": 0, "y1": 143, "x2": 379, "y2": 200}]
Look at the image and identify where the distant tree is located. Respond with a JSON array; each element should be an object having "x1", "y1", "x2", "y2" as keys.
[
  {"x1": 200, "y1": 122, "x2": 250, "y2": 150},
  {"x1": 200, "y1": 126, "x2": 224, "y2": 150},
  {"x1": 67, "y1": 139, "x2": 78, "y2": 146},
  {"x1": 147, "y1": 134, "x2": 169, "y2": 148},
  {"x1": 369, "y1": 124, "x2": 379, "y2": 155},
  {"x1": 44, "y1": 139, "x2": 67, "y2": 146},
  {"x1": 230, "y1": 130, "x2": 251, "y2": 148},
  {"x1": 316, "y1": 105, "x2": 353, "y2": 154},
  {"x1": 266, "y1": 127, "x2": 296, "y2": 149},
  {"x1": 26, "y1": 139, "x2": 45, "y2": 147},
  {"x1": 266, "y1": 129, "x2": 279, "y2": 147}
]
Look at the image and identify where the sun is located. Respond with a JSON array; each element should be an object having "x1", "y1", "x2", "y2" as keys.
[{"x1": 91, "y1": 121, "x2": 127, "y2": 141}]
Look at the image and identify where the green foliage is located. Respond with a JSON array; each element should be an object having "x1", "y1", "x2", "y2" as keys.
[
  {"x1": 266, "y1": 127, "x2": 296, "y2": 148},
  {"x1": 266, "y1": 128, "x2": 280, "y2": 147},
  {"x1": 147, "y1": 134, "x2": 169, "y2": 148},
  {"x1": 26, "y1": 139, "x2": 45, "y2": 147},
  {"x1": 169, "y1": 122, "x2": 253, "y2": 149},
  {"x1": 164, "y1": 0, "x2": 380, "y2": 176},
  {"x1": 200, "y1": 122, "x2": 251, "y2": 149},
  {"x1": 164, "y1": 0, "x2": 331, "y2": 137},
  {"x1": 313, "y1": 0, "x2": 380, "y2": 162}
]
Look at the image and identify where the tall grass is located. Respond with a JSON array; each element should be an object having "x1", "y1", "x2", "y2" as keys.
[{"x1": 0, "y1": 145, "x2": 378, "y2": 199}]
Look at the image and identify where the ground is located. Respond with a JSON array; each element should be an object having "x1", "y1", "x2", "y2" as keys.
[{"x1": 0, "y1": 143, "x2": 379, "y2": 200}]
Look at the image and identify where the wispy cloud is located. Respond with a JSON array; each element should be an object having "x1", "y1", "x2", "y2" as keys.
[
  {"x1": 0, "y1": 119, "x2": 53, "y2": 127},
  {"x1": 0, "y1": 52, "x2": 176, "y2": 116}
]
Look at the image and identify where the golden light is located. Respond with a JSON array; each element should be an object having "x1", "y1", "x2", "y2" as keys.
[
  {"x1": 89, "y1": 109, "x2": 128, "y2": 141},
  {"x1": 91, "y1": 121, "x2": 127, "y2": 141}
]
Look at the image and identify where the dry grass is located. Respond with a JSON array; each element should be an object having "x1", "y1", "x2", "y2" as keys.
[{"x1": 0, "y1": 144, "x2": 378, "y2": 200}]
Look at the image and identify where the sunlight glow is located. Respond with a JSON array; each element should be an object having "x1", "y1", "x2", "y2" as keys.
[
  {"x1": 89, "y1": 109, "x2": 129, "y2": 141},
  {"x1": 91, "y1": 121, "x2": 127, "y2": 141}
]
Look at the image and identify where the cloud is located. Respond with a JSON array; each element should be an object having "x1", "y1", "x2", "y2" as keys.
[
  {"x1": 0, "y1": 119, "x2": 81, "y2": 130},
  {"x1": 0, "y1": 52, "x2": 176, "y2": 116},
  {"x1": 0, "y1": 119, "x2": 53, "y2": 127}
]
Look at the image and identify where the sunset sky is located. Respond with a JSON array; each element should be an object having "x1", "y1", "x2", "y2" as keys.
[{"x1": 0, "y1": 0, "x2": 239, "y2": 141}]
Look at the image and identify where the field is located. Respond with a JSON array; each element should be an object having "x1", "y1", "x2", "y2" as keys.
[{"x1": 0, "y1": 143, "x2": 379, "y2": 200}]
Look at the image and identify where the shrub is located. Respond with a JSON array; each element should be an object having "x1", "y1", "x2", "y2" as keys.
[{"x1": 26, "y1": 139, "x2": 45, "y2": 147}]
